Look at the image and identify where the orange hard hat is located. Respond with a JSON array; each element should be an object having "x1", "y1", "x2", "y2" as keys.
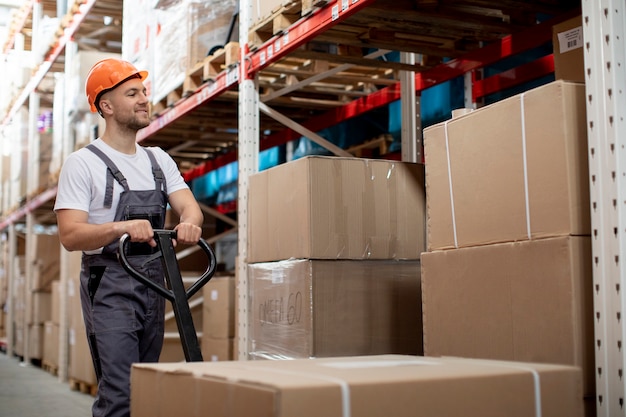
[{"x1": 85, "y1": 58, "x2": 148, "y2": 113}]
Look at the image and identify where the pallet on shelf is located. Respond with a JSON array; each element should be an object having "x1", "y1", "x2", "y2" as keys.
[{"x1": 248, "y1": 0, "x2": 303, "y2": 49}]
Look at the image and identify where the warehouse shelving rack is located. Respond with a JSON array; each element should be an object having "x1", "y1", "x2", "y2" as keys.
[{"x1": 0, "y1": 1, "x2": 623, "y2": 414}]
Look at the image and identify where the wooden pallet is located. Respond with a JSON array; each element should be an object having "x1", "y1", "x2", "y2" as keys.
[
  {"x1": 69, "y1": 378, "x2": 98, "y2": 397},
  {"x1": 151, "y1": 83, "x2": 187, "y2": 118},
  {"x1": 347, "y1": 134, "x2": 393, "y2": 158},
  {"x1": 184, "y1": 42, "x2": 240, "y2": 93},
  {"x1": 42, "y1": 360, "x2": 58, "y2": 376},
  {"x1": 301, "y1": 0, "x2": 329, "y2": 16},
  {"x1": 248, "y1": 0, "x2": 303, "y2": 49}
]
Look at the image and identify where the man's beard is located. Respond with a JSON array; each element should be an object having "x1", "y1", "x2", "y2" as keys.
[{"x1": 116, "y1": 110, "x2": 150, "y2": 131}]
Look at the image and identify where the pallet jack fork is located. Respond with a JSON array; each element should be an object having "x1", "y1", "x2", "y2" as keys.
[{"x1": 118, "y1": 230, "x2": 216, "y2": 362}]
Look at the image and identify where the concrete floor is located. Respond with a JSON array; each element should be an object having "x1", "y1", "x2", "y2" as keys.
[{"x1": 0, "y1": 352, "x2": 94, "y2": 417}]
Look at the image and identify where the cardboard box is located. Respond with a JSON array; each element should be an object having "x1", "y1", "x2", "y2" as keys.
[
  {"x1": 249, "y1": 259, "x2": 422, "y2": 359},
  {"x1": 423, "y1": 81, "x2": 589, "y2": 251},
  {"x1": 131, "y1": 354, "x2": 583, "y2": 417},
  {"x1": 187, "y1": 0, "x2": 238, "y2": 71},
  {"x1": 31, "y1": 290, "x2": 52, "y2": 324},
  {"x1": 202, "y1": 276, "x2": 235, "y2": 339},
  {"x1": 201, "y1": 337, "x2": 233, "y2": 362},
  {"x1": 43, "y1": 321, "x2": 59, "y2": 367},
  {"x1": 164, "y1": 274, "x2": 204, "y2": 333},
  {"x1": 31, "y1": 233, "x2": 61, "y2": 291},
  {"x1": 51, "y1": 280, "x2": 60, "y2": 325},
  {"x1": 421, "y1": 236, "x2": 594, "y2": 401},
  {"x1": 553, "y1": 16, "x2": 584, "y2": 83},
  {"x1": 159, "y1": 334, "x2": 202, "y2": 363},
  {"x1": 248, "y1": 156, "x2": 425, "y2": 262},
  {"x1": 28, "y1": 323, "x2": 44, "y2": 359}
]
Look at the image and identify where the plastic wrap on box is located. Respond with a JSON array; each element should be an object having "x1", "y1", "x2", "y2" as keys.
[
  {"x1": 122, "y1": 0, "x2": 155, "y2": 101},
  {"x1": 187, "y1": 0, "x2": 238, "y2": 70},
  {"x1": 152, "y1": 0, "x2": 188, "y2": 104},
  {"x1": 248, "y1": 258, "x2": 422, "y2": 360}
]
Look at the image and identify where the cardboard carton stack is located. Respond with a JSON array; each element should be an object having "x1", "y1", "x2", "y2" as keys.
[
  {"x1": 42, "y1": 280, "x2": 60, "y2": 371},
  {"x1": 201, "y1": 275, "x2": 235, "y2": 361},
  {"x1": 66, "y1": 250, "x2": 97, "y2": 389},
  {"x1": 246, "y1": 155, "x2": 426, "y2": 359},
  {"x1": 421, "y1": 80, "x2": 594, "y2": 413}
]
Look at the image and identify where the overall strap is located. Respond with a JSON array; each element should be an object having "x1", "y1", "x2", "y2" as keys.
[
  {"x1": 143, "y1": 148, "x2": 168, "y2": 194},
  {"x1": 86, "y1": 143, "x2": 129, "y2": 208}
]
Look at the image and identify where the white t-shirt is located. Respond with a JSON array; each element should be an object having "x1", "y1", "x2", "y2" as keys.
[{"x1": 54, "y1": 139, "x2": 189, "y2": 251}]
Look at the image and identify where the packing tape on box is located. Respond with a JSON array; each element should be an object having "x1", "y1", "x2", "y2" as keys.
[
  {"x1": 443, "y1": 120, "x2": 459, "y2": 248},
  {"x1": 520, "y1": 93, "x2": 532, "y2": 240},
  {"x1": 444, "y1": 357, "x2": 543, "y2": 417},
  {"x1": 443, "y1": 94, "x2": 533, "y2": 248},
  {"x1": 255, "y1": 366, "x2": 351, "y2": 417}
]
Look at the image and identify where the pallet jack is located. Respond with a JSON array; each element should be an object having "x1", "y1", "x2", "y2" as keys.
[{"x1": 118, "y1": 230, "x2": 217, "y2": 362}]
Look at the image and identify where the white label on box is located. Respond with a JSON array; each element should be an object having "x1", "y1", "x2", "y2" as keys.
[
  {"x1": 558, "y1": 26, "x2": 583, "y2": 53},
  {"x1": 271, "y1": 269, "x2": 284, "y2": 284},
  {"x1": 211, "y1": 289, "x2": 219, "y2": 301}
]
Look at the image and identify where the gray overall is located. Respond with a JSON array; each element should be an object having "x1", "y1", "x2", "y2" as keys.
[{"x1": 80, "y1": 144, "x2": 168, "y2": 417}]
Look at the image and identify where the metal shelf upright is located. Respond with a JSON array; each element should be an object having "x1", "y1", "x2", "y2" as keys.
[{"x1": 582, "y1": 0, "x2": 626, "y2": 415}]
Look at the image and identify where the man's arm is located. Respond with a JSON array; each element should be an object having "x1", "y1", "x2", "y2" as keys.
[
  {"x1": 56, "y1": 209, "x2": 157, "y2": 252},
  {"x1": 167, "y1": 188, "x2": 204, "y2": 244}
]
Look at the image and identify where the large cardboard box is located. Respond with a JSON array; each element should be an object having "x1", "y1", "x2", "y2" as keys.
[
  {"x1": 249, "y1": 259, "x2": 422, "y2": 359},
  {"x1": 423, "y1": 81, "x2": 589, "y2": 251},
  {"x1": 553, "y1": 16, "x2": 584, "y2": 83},
  {"x1": 202, "y1": 275, "x2": 235, "y2": 340},
  {"x1": 31, "y1": 290, "x2": 52, "y2": 324},
  {"x1": 31, "y1": 233, "x2": 61, "y2": 291},
  {"x1": 131, "y1": 354, "x2": 583, "y2": 417},
  {"x1": 187, "y1": 0, "x2": 238, "y2": 71},
  {"x1": 43, "y1": 321, "x2": 59, "y2": 367},
  {"x1": 248, "y1": 156, "x2": 425, "y2": 262},
  {"x1": 201, "y1": 337, "x2": 233, "y2": 362},
  {"x1": 421, "y1": 236, "x2": 594, "y2": 404}
]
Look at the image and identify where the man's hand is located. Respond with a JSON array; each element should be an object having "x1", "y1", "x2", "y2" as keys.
[
  {"x1": 173, "y1": 222, "x2": 202, "y2": 245},
  {"x1": 121, "y1": 219, "x2": 157, "y2": 247}
]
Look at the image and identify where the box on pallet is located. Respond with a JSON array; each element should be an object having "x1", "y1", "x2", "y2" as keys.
[
  {"x1": 423, "y1": 80, "x2": 589, "y2": 251},
  {"x1": 249, "y1": 259, "x2": 422, "y2": 360},
  {"x1": 248, "y1": 156, "x2": 425, "y2": 263},
  {"x1": 131, "y1": 355, "x2": 583, "y2": 417}
]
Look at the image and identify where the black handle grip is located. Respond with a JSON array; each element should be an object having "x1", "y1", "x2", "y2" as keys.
[{"x1": 118, "y1": 229, "x2": 217, "y2": 301}]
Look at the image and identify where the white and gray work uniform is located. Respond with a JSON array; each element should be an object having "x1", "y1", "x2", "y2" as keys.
[{"x1": 53, "y1": 139, "x2": 190, "y2": 417}]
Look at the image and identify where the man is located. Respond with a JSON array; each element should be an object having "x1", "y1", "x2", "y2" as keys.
[{"x1": 54, "y1": 58, "x2": 204, "y2": 417}]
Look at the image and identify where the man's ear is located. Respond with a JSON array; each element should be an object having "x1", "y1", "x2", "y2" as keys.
[{"x1": 99, "y1": 98, "x2": 113, "y2": 115}]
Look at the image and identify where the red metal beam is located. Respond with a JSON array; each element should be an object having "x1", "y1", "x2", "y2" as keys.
[
  {"x1": 246, "y1": 0, "x2": 378, "y2": 75},
  {"x1": 183, "y1": 10, "x2": 577, "y2": 181},
  {"x1": 136, "y1": 67, "x2": 239, "y2": 142},
  {"x1": 473, "y1": 54, "x2": 555, "y2": 100}
]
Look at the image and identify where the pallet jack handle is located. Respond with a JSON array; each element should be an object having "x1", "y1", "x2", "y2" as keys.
[{"x1": 118, "y1": 229, "x2": 217, "y2": 362}]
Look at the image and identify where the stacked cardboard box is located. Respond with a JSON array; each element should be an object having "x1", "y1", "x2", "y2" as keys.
[
  {"x1": 247, "y1": 156, "x2": 426, "y2": 359},
  {"x1": 67, "y1": 250, "x2": 97, "y2": 387},
  {"x1": 159, "y1": 272, "x2": 206, "y2": 363},
  {"x1": 42, "y1": 280, "x2": 60, "y2": 369},
  {"x1": 421, "y1": 80, "x2": 594, "y2": 413},
  {"x1": 201, "y1": 275, "x2": 235, "y2": 361},
  {"x1": 131, "y1": 354, "x2": 584, "y2": 417}
]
